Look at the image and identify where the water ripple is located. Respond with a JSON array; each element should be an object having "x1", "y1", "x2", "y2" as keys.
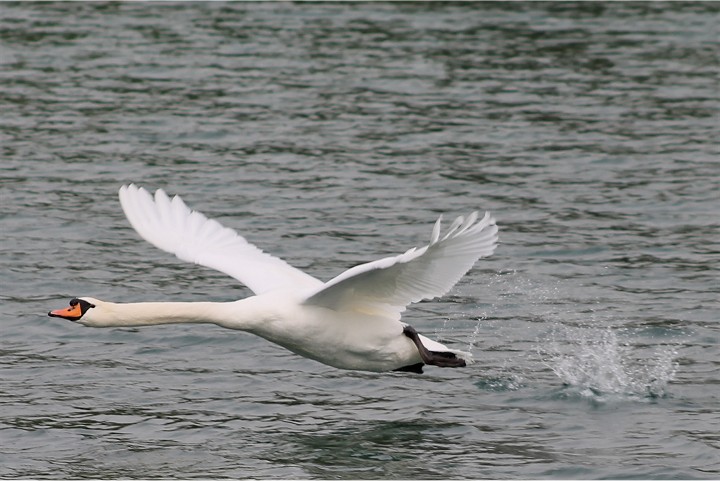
[{"x1": 2, "y1": 2, "x2": 719, "y2": 479}]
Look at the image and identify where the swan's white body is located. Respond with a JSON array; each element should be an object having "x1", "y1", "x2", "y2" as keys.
[{"x1": 50, "y1": 184, "x2": 499, "y2": 373}]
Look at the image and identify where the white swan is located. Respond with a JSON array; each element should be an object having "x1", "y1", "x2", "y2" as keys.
[{"x1": 49, "y1": 184, "x2": 499, "y2": 373}]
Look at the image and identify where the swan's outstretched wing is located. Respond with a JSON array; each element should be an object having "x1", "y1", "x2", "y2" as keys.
[
  {"x1": 118, "y1": 184, "x2": 323, "y2": 295},
  {"x1": 303, "y1": 211, "x2": 498, "y2": 319}
]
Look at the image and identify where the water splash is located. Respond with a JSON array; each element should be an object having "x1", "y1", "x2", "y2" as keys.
[
  {"x1": 539, "y1": 326, "x2": 678, "y2": 400},
  {"x1": 466, "y1": 311, "x2": 487, "y2": 352}
]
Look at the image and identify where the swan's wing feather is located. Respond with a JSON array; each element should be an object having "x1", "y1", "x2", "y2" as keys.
[
  {"x1": 118, "y1": 184, "x2": 323, "y2": 295},
  {"x1": 303, "y1": 212, "x2": 498, "y2": 318}
]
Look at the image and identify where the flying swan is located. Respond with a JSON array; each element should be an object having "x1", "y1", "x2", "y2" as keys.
[{"x1": 49, "y1": 184, "x2": 499, "y2": 374}]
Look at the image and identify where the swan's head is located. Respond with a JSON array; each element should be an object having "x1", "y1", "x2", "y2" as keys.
[{"x1": 48, "y1": 297, "x2": 102, "y2": 325}]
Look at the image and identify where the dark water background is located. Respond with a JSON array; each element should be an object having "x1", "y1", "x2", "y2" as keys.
[{"x1": 1, "y1": 2, "x2": 719, "y2": 479}]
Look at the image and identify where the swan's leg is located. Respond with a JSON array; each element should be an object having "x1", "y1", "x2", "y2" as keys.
[{"x1": 402, "y1": 325, "x2": 466, "y2": 368}]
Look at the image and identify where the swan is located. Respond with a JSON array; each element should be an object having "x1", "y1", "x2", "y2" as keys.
[{"x1": 49, "y1": 184, "x2": 499, "y2": 373}]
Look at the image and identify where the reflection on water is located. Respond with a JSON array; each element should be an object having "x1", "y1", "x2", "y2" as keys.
[{"x1": 272, "y1": 419, "x2": 558, "y2": 479}]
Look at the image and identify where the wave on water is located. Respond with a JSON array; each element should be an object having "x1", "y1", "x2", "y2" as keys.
[{"x1": 539, "y1": 325, "x2": 678, "y2": 401}]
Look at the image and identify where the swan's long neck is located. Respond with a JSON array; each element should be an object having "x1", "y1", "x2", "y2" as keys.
[{"x1": 83, "y1": 298, "x2": 269, "y2": 331}]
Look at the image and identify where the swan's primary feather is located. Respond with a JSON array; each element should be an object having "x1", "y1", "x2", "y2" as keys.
[
  {"x1": 118, "y1": 184, "x2": 323, "y2": 295},
  {"x1": 303, "y1": 212, "x2": 498, "y2": 319}
]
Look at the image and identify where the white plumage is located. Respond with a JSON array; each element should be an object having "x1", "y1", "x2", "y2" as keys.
[
  {"x1": 118, "y1": 185, "x2": 323, "y2": 295},
  {"x1": 50, "y1": 184, "x2": 499, "y2": 373}
]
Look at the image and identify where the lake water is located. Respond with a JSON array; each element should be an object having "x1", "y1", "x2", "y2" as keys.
[{"x1": 1, "y1": 2, "x2": 718, "y2": 479}]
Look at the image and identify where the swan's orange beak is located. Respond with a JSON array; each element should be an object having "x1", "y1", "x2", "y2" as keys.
[{"x1": 48, "y1": 303, "x2": 83, "y2": 320}]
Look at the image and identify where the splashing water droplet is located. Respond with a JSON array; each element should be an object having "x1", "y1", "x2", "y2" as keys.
[
  {"x1": 539, "y1": 325, "x2": 678, "y2": 400},
  {"x1": 466, "y1": 311, "x2": 487, "y2": 352}
]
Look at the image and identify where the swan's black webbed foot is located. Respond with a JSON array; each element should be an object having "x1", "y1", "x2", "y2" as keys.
[
  {"x1": 394, "y1": 363, "x2": 425, "y2": 374},
  {"x1": 402, "y1": 325, "x2": 466, "y2": 368}
]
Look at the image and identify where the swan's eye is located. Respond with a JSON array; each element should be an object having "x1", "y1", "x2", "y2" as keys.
[
  {"x1": 73, "y1": 298, "x2": 95, "y2": 310},
  {"x1": 68, "y1": 298, "x2": 95, "y2": 308}
]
